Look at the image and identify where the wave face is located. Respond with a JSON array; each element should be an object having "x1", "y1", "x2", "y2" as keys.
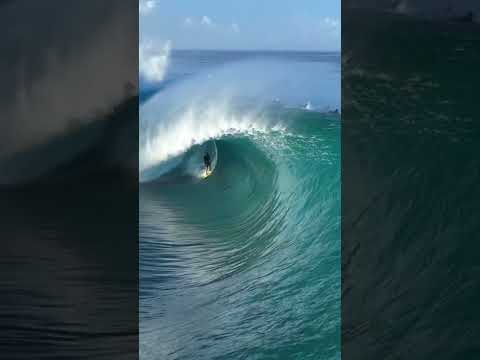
[{"x1": 140, "y1": 51, "x2": 340, "y2": 360}]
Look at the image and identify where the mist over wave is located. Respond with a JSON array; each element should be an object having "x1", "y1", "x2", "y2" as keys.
[
  {"x1": 139, "y1": 54, "x2": 339, "y2": 182},
  {"x1": 139, "y1": 40, "x2": 171, "y2": 84}
]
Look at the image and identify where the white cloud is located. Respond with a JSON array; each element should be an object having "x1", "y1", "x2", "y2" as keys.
[
  {"x1": 182, "y1": 16, "x2": 239, "y2": 34},
  {"x1": 201, "y1": 16, "x2": 213, "y2": 26},
  {"x1": 139, "y1": 0, "x2": 156, "y2": 15},
  {"x1": 322, "y1": 17, "x2": 339, "y2": 28},
  {"x1": 320, "y1": 17, "x2": 340, "y2": 38},
  {"x1": 139, "y1": 40, "x2": 171, "y2": 82}
]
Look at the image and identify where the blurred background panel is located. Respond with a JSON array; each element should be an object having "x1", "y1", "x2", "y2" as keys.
[
  {"x1": 342, "y1": 1, "x2": 480, "y2": 359},
  {"x1": 0, "y1": 1, "x2": 139, "y2": 359}
]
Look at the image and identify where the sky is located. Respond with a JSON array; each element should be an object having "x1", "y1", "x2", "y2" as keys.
[{"x1": 139, "y1": 0, "x2": 340, "y2": 51}]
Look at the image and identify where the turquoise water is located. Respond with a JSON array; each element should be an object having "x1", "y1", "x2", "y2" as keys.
[{"x1": 140, "y1": 51, "x2": 340, "y2": 359}]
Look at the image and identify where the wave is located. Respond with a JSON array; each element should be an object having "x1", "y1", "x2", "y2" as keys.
[
  {"x1": 140, "y1": 107, "x2": 341, "y2": 359},
  {"x1": 141, "y1": 107, "x2": 340, "y2": 273}
]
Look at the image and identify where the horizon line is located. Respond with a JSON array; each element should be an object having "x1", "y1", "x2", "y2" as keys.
[{"x1": 171, "y1": 48, "x2": 340, "y2": 53}]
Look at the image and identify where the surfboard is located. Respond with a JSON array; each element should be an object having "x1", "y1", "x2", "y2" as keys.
[{"x1": 201, "y1": 168, "x2": 213, "y2": 179}]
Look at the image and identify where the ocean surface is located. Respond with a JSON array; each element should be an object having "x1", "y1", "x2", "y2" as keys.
[{"x1": 139, "y1": 50, "x2": 341, "y2": 359}]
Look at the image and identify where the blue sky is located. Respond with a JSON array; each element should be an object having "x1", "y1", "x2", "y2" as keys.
[{"x1": 139, "y1": 0, "x2": 340, "y2": 51}]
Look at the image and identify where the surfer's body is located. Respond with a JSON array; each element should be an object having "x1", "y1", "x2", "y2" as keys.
[{"x1": 204, "y1": 152, "x2": 212, "y2": 173}]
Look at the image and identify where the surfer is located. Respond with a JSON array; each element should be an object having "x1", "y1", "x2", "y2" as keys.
[{"x1": 203, "y1": 152, "x2": 212, "y2": 173}]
